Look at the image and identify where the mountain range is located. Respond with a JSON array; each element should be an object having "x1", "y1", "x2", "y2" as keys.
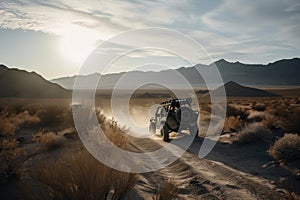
[
  {"x1": 0, "y1": 58, "x2": 299, "y2": 98},
  {"x1": 0, "y1": 65, "x2": 70, "y2": 98},
  {"x1": 51, "y1": 58, "x2": 300, "y2": 90}
]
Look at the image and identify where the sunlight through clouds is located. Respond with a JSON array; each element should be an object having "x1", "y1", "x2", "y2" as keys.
[
  {"x1": 58, "y1": 23, "x2": 100, "y2": 65},
  {"x1": 0, "y1": 0, "x2": 299, "y2": 78}
]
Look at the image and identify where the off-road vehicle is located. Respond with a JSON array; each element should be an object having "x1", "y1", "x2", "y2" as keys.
[{"x1": 149, "y1": 98, "x2": 199, "y2": 142}]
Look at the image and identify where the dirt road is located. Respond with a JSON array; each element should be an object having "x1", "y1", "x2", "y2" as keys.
[{"x1": 129, "y1": 135, "x2": 287, "y2": 200}]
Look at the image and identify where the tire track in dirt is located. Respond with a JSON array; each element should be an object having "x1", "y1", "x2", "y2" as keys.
[{"x1": 129, "y1": 136, "x2": 286, "y2": 200}]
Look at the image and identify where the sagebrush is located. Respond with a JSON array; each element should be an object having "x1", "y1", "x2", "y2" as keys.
[
  {"x1": 0, "y1": 138, "x2": 26, "y2": 183},
  {"x1": 268, "y1": 133, "x2": 300, "y2": 162},
  {"x1": 231, "y1": 122, "x2": 271, "y2": 144}
]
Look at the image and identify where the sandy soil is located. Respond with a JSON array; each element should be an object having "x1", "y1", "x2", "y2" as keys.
[{"x1": 129, "y1": 133, "x2": 296, "y2": 199}]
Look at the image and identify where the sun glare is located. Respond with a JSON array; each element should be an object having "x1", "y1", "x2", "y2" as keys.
[{"x1": 59, "y1": 24, "x2": 99, "y2": 65}]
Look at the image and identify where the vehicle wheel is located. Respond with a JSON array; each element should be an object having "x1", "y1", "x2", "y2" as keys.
[
  {"x1": 149, "y1": 122, "x2": 156, "y2": 135},
  {"x1": 176, "y1": 106, "x2": 193, "y2": 124},
  {"x1": 190, "y1": 125, "x2": 199, "y2": 138},
  {"x1": 161, "y1": 125, "x2": 170, "y2": 142}
]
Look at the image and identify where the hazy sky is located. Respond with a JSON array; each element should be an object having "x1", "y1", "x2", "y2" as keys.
[{"x1": 0, "y1": 0, "x2": 299, "y2": 79}]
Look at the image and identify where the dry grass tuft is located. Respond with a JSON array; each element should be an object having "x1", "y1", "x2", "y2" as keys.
[
  {"x1": 153, "y1": 179, "x2": 178, "y2": 200},
  {"x1": 0, "y1": 138, "x2": 26, "y2": 183},
  {"x1": 268, "y1": 133, "x2": 300, "y2": 163},
  {"x1": 21, "y1": 109, "x2": 137, "y2": 199},
  {"x1": 22, "y1": 150, "x2": 137, "y2": 200},
  {"x1": 96, "y1": 110, "x2": 129, "y2": 149},
  {"x1": 33, "y1": 131, "x2": 65, "y2": 151},
  {"x1": 231, "y1": 122, "x2": 271, "y2": 144}
]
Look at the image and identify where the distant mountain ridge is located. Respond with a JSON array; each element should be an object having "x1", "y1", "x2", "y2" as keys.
[
  {"x1": 213, "y1": 58, "x2": 300, "y2": 86},
  {"x1": 213, "y1": 81, "x2": 280, "y2": 97},
  {"x1": 0, "y1": 64, "x2": 70, "y2": 98},
  {"x1": 51, "y1": 58, "x2": 300, "y2": 89}
]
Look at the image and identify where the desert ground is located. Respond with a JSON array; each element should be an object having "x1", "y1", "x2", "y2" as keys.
[{"x1": 0, "y1": 88, "x2": 300, "y2": 199}]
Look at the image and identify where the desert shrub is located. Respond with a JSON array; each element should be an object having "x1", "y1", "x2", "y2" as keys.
[
  {"x1": 37, "y1": 106, "x2": 73, "y2": 128},
  {"x1": 153, "y1": 179, "x2": 178, "y2": 200},
  {"x1": 23, "y1": 150, "x2": 137, "y2": 200},
  {"x1": 247, "y1": 110, "x2": 265, "y2": 121},
  {"x1": 12, "y1": 110, "x2": 40, "y2": 125},
  {"x1": 269, "y1": 105, "x2": 290, "y2": 119},
  {"x1": 0, "y1": 138, "x2": 26, "y2": 183},
  {"x1": 226, "y1": 105, "x2": 248, "y2": 120},
  {"x1": 262, "y1": 113, "x2": 283, "y2": 129},
  {"x1": 231, "y1": 122, "x2": 271, "y2": 144},
  {"x1": 224, "y1": 116, "x2": 243, "y2": 132},
  {"x1": 58, "y1": 128, "x2": 78, "y2": 139},
  {"x1": 268, "y1": 133, "x2": 300, "y2": 162},
  {"x1": 282, "y1": 108, "x2": 300, "y2": 133},
  {"x1": 0, "y1": 117, "x2": 17, "y2": 136},
  {"x1": 0, "y1": 109, "x2": 40, "y2": 136},
  {"x1": 33, "y1": 131, "x2": 65, "y2": 151},
  {"x1": 265, "y1": 104, "x2": 300, "y2": 132},
  {"x1": 252, "y1": 103, "x2": 266, "y2": 111}
]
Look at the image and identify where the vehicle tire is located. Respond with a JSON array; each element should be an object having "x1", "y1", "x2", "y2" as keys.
[
  {"x1": 149, "y1": 122, "x2": 156, "y2": 135},
  {"x1": 161, "y1": 125, "x2": 170, "y2": 142},
  {"x1": 189, "y1": 125, "x2": 199, "y2": 138}
]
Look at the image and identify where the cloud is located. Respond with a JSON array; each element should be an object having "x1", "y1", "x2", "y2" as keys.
[
  {"x1": 0, "y1": 0, "x2": 299, "y2": 66},
  {"x1": 0, "y1": 0, "x2": 210, "y2": 63},
  {"x1": 0, "y1": 0, "x2": 200, "y2": 38},
  {"x1": 0, "y1": 0, "x2": 126, "y2": 39},
  {"x1": 202, "y1": 0, "x2": 300, "y2": 47}
]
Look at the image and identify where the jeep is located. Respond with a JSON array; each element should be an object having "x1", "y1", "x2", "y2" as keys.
[{"x1": 149, "y1": 98, "x2": 199, "y2": 142}]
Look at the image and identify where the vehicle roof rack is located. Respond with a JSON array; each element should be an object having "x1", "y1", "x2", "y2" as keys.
[{"x1": 160, "y1": 98, "x2": 192, "y2": 106}]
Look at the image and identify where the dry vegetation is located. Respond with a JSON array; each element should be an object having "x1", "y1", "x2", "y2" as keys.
[
  {"x1": 22, "y1": 150, "x2": 137, "y2": 200},
  {"x1": 224, "y1": 115, "x2": 243, "y2": 132},
  {"x1": 153, "y1": 179, "x2": 178, "y2": 200},
  {"x1": 9, "y1": 101, "x2": 138, "y2": 200},
  {"x1": 32, "y1": 131, "x2": 65, "y2": 152},
  {"x1": 36, "y1": 106, "x2": 74, "y2": 128},
  {"x1": 206, "y1": 97, "x2": 300, "y2": 145},
  {"x1": 0, "y1": 101, "x2": 74, "y2": 185},
  {"x1": 0, "y1": 138, "x2": 26, "y2": 183},
  {"x1": 231, "y1": 122, "x2": 271, "y2": 144},
  {"x1": 95, "y1": 109, "x2": 129, "y2": 149},
  {"x1": 0, "y1": 108, "x2": 40, "y2": 136},
  {"x1": 269, "y1": 133, "x2": 300, "y2": 163},
  {"x1": 200, "y1": 96, "x2": 300, "y2": 197}
]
